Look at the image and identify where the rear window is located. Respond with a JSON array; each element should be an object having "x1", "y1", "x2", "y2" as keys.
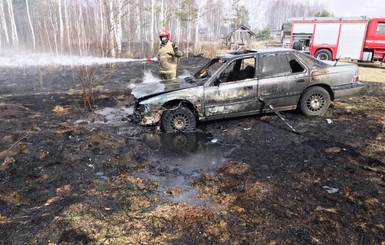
[{"x1": 296, "y1": 51, "x2": 330, "y2": 67}]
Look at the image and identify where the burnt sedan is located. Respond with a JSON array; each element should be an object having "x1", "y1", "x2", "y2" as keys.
[{"x1": 134, "y1": 48, "x2": 364, "y2": 133}]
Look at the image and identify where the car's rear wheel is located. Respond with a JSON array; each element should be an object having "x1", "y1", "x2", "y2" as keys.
[
  {"x1": 161, "y1": 106, "x2": 196, "y2": 133},
  {"x1": 299, "y1": 86, "x2": 331, "y2": 116},
  {"x1": 314, "y1": 49, "x2": 332, "y2": 60}
]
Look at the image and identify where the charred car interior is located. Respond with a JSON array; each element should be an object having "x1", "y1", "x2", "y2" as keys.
[{"x1": 134, "y1": 48, "x2": 364, "y2": 133}]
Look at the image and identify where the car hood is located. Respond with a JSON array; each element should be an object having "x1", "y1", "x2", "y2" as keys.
[{"x1": 131, "y1": 77, "x2": 201, "y2": 99}]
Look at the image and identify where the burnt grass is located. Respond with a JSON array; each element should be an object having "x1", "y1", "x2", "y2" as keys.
[{"x1": 0, "y1": 58, "x2": 384, "y2": 244}]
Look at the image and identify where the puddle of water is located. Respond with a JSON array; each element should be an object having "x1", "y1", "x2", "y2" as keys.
[
  {"x1": 117, "y1": 127, "x2": 140, "y2": 136},
  {"x1": 94, "y1": 106, "x2": 133, "y2": 125},
  {"x1": 136, "y1": 132, "x2": 237, "y2": 206}
]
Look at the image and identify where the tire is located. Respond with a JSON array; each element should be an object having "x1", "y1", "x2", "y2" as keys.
[
  {"x1": 299, "y1": 87, "x2": 331, "y2": 116},
  {"x1": 314, "y1": 49, "x2": 332, "y2": 60},
  {"x1": 161, "y1": 106, "x2": 197, "y2": 133},
  {"x1": 292, "y1": 42, "x2": 303, "y2": 50}
]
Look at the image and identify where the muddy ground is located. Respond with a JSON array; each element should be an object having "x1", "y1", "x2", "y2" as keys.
[{"x1": 0, "y1": 57, "x2": 384, "y2": 245}]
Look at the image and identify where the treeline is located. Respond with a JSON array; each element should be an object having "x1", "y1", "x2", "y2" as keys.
[{"x1": 0, "y1": 0, "x2": 325, "y2": 58}]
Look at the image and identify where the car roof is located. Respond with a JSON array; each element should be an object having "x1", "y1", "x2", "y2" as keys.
[{"x1": 217, "y1": 48, "x2": 293, "y2": 60}]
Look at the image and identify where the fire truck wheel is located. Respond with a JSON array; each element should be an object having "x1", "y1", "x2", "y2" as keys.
[
  {"x1": 292, "y1": 42, "x2": 303, "y2": 50},
  {"x1": 315, "y1": 49, "x2": 332, "y2": 60},
  {"x1": 299, "y1": 86, "x2": 331, "y2": 116}
]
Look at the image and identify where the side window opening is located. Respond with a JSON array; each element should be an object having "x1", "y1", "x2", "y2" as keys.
[
  {"x1": 258, "y1": 53, "x2": 305, "y2": 79},
  {"x1": 258, "y1": 54, "x2": 291, "y2": 79},
  {"x1": 289, "y1": 59, "x2": 304, "y2": 73},
  {"x1": 218, "y1": 61, "x2": 236, "y2": 82},
  {"x1": 236, "y1": 58, "x2": 255, "y2": 81},
  {"x1": 217, "y1": 57, "x2": 256, "y2": 83}
]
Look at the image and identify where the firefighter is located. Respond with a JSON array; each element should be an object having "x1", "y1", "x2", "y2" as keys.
[{"x1": 157, "y1": 29, "x2": 183, "y2": 80}]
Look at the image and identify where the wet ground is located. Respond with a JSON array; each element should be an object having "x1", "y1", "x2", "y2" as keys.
[{"x1": 0, "y1": 57, "x2": 385, "y2": 244}]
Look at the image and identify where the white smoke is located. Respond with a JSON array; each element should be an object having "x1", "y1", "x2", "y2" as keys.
[
  {"x1": 180, "y1": 70, "x2": 193, "y2": 78},
  {"x1": 129, "y1": 70, "x2": 165, "y2": 98}
]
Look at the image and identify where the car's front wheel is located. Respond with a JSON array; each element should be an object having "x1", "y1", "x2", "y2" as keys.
[
  {"x1": 161, "y1": 106, "x2": 197, "y2": 133},
  {"x1": 299, "y1": 86, "x2": 331, "y2": 116}
]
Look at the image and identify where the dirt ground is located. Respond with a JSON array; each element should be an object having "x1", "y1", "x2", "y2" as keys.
[{"x1": 0, "y1": 57, "x2": 384, "y2": 245}]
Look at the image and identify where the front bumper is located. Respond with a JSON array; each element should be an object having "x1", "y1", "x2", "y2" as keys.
[{"x1": 133, "y1": 102, "x2": 161, "y2": 126}]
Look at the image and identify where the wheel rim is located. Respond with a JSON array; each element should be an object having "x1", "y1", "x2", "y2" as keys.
[
  {"x1": 306, "y1": 92, "x2": 325, "y2": 112},
  {"x1": 170, "y1": 113, "x2": 190, "y2": 131},
  {"x1": 317, "y1": 53, "x2": 328, "y2": 60}
]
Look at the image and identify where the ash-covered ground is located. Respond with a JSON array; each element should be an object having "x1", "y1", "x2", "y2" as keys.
[{"x1": 0, "y1": 56, "x2": 384, "y2": 244}]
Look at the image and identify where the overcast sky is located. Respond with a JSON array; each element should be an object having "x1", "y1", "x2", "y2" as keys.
[
  {"x1": 319, "y1": 0, "x2": 385, "y2": 17},
  {"x1": 230, "y1": 0, "x2": 385, "y2": 30}
]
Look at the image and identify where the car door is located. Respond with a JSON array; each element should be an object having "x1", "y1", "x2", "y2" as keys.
[
  {"x1": 256, "y1": 52, "x2": 309, "y2": 111},
  {"x1": 203, "y1": 57, "x2": 258, "y2": 119}
]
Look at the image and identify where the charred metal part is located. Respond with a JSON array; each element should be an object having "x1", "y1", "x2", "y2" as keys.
[
  {"x1": 258, "y1": 97, "x2": 298, "y2": 134},
  {"x1": 161, "y1": 101, "x2": 183, "y2": 112}
]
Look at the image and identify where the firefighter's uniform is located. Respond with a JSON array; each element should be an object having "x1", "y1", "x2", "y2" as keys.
[{"x1": 157, "y1": 30, "x2": 183, "y2": 80}]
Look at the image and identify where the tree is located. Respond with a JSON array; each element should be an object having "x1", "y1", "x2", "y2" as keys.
[
  {"x1": 231, "y1": 0, "x2": 249, "y2": 28},
  {"x1": 58, "y1": 0, "x2": 64, "y2": 52},
  {"x1": 194, "y1": 0, "x2": 204, "y2": 54},
  {"x1": 0, "y1": 0, "x2": 10, "y2": 46},
  {"x1": 0, "y1": 0, "x2": 334, "y2": 58},
  {"x1": 115, "y1": 0, "x2": 123, "y2": 55},
  {"x1": 6, "y1": 0, "x2": 19, "y2": 46},
  {"x1": 315, "y1": 9, "x2": 334, "y2": 17},
  {"x1": 267, "y1": 0, "x2": 327, "y2": 32},
  {"x1": 108, "y1": 0, "x2": 115, "y2": 56},
  {"x1": 63, "y1": 0, "x2": 71, "y2": 54},
  {"x1": 176, "y1": 0, "x2": 198, "y2": 55},
  {"x1": 258, "y1": 26, "x2": 271, "y2": 41}
]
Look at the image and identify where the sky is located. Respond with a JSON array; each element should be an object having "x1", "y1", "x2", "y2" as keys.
[
  {"x1": 241, "y1": 0, "x2": 385, "y2": 30},
  {"x1": 318, "y1": 0, "x2": 385, "y2": 17}
]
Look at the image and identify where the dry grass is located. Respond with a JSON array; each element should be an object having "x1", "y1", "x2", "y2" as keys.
[{"x1": 359, "y1": 66, "x2": 385, "y2": 83}]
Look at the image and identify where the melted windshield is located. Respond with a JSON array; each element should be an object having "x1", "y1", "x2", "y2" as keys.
[{"x1": 194, "y1": 58, "x2": 226, "y2": 79}]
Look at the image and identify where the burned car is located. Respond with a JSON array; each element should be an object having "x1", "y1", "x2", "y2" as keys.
[{"x1": 134, "y1": 48, "x2": 364, "y2": 133}]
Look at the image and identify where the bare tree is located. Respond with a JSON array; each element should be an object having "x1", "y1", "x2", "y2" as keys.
[
  {"x1": 150, "y1": 0, "x2": 154, "y2": 54},
  {"x1": 108, "y1": 0, "x2": 116, "y2": 56},
  {"x1": 63, "y1": 0, "x2": 72, "y2": 54},
  {"x1": 25, "y1": 0, "x2": 36, "y2": 49},
  {"x1": 0, "y1": 0, "x2": 330, "y2": 58},
  {"x1": 6, "y1": 0, "x2": 18, "y2": 46},
  {"x1": 58, "y1": 0, "x2": 64, "y2": 52},
  {"x1": 160, "y1": 0, "x2": 164, "y2": 27},
  {"x1": 98, "y1": 0, "x2": 105, "y2": 55},
  {"x1": 0, "y1": 0, "x2": 10, "y2": 46},
  {"x1": 76, "y1": 0, "x2": 86, "y2": 56},
  {"x1": 267, "y1": 0, "x2": 325, "y2": 31},
  {"x1": 115, "y1": 0, "x2": 123, "y2": 55},
  {"x1": 194, "y1": 0, "x2": 202, "y2": 54}
]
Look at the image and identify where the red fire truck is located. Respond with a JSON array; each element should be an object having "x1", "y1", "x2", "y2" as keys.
[{"x1": 288, "y1": 16, "x2": 385, "y2": 62}]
